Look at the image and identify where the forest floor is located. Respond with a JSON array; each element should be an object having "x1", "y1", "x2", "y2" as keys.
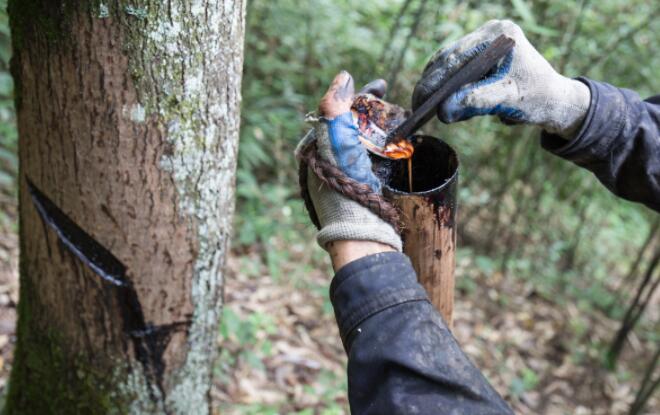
[
  {"x1": 0, "y1": 198, "x2": 657, "y2": 414},
  {"x1": 214, "y1": 244, "x2": 659, "y2": 415}
]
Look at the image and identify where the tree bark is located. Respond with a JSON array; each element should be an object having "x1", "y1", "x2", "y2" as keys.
[{"x1": 6, "y1": 1, "x2": 245, "y2": 414}]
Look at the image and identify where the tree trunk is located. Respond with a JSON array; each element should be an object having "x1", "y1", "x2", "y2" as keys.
[{"x1": 6, "y1": 1, "x2": 245, "y2": 414}]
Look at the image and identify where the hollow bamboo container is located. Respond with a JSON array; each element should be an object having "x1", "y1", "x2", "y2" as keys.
[{"x1": 383, "y1": 135, "x2": 458, "y2": 327}]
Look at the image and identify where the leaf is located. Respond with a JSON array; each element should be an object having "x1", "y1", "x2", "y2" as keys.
[
  {"x1": 219, "y1": 307, "x2": 240, "y2": 341},
  {"x1": 0, "y1": 73, "x2": 12, "y2": 96},
  {"x1": 509, "y1": 0, "x2": 560, "y2": 37}
]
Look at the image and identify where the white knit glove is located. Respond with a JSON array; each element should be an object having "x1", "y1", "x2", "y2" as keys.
[
  {"x1": 412, "y1": 20, "x2": 591, "y2": 138},
  {"x1": 295, "y1": 72, "x2": 402, "y2": 252}
]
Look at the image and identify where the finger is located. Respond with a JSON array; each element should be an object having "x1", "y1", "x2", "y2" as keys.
[
  {"x1": 447, "y1": 20, "x2": 518, "y2": 57},
  {"x1": 437, "y1": 85, "x2": 477, "y2": 123},
  {"x1": 416, "y1": 42, "x2": 514, "y2": 118},
  {"x1": 499, "y1": 115, "x2": 525, "y2": 125},
  {"x1": 358, "y1": 79, "x2": 388, "y2": 98},
  {"x1": 421, "y1": 43, "x2": 460, "y2": 78},
  {"x1": 319, "y1": 70, "x2": 355, "y2": 119}
]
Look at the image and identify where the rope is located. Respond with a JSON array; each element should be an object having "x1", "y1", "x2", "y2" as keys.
[{"x1": 298, "y1": 141, "x2": 401, "y2": 232}]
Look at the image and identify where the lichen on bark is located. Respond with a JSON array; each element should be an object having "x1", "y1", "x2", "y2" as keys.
[{"x1": 119, "y1": 1, "x2": 246, "y2": 413}]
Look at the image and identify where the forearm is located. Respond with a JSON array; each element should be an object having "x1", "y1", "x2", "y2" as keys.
[
  {"x1": 327, "y1": 240, "x2": 395, "y2": 271},
  {"x1": 331, "y1": 252, "x2": 513, "y2": 414}
]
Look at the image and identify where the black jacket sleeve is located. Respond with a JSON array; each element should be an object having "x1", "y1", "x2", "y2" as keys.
[
  {"x1": 541, "y1": 77, "x2": 660, "y2": 212},
  {"x1": 329, "y1": 81, "x2": 659, "y2": 414},
  {"x1": 331, "y1": 252, "x2": 513, "y2": 414}
]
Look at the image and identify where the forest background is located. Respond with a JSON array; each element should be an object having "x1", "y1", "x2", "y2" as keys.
[{"x1": 0, "y1": 0, "x2": 658, "y2": 414}]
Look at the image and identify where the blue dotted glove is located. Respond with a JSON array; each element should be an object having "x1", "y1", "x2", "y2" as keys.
[
  {"x1": 321, "y1": 111, "x2": 382, "y2": 193},
  {"x1": 413, "y1": 20, "x2": 590, "y2": 138}
]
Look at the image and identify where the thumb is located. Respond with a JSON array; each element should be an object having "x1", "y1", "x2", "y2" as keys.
[
  {"x1": 319, "y1": 71, "x2": 355, "y2": 119},
  {"x1": 439, "y1": 79, "x2": 523, "y2": 123}
]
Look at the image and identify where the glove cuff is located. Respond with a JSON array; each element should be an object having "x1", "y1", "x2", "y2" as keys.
[
  {"x1": 317, "y1": 220, "x2": 403, "y2": 252},
  {"x1": 543, "y1": 76, "x2": 591, "y2": 138}
]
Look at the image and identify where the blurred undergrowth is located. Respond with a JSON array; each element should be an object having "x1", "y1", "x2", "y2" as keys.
[{"x1": 0, "y1": 0, "x2": 15, "y2": 230}]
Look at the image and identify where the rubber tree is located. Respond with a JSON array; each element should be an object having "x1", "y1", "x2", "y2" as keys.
[{"x1": 5, "y1": 1, "x2": 245, "y2": 413}]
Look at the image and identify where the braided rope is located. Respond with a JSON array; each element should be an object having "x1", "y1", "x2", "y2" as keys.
[
  {"x1": 298, "y1": 141, "x2": 401, "y2": 232},
  {"x1": 298, "y1": 153, "x2": 321, "y2": 230}
]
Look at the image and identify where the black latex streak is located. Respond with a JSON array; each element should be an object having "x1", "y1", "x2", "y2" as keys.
[
  {"x1": 27, "y1": 177, "x2": 191, "y2": 400},
  {"x1": 27, "y1": 178, "x2": 127, "y2": 286}
]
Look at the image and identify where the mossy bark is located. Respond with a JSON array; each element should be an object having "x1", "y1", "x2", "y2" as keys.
[{"x1": 5, "y1": 1, "x2": 245, "y2": 413}]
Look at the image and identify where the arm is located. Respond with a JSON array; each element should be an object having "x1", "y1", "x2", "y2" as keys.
[
  {"x1": 297, "y1": 72, "x2": 513, "y2": 414},
  {"x1": 326, "y1": 240, "x2": 395, "y2": 271},
  {"x1": 413, "y1": 20, "x2": 660, "y2": 212},
  {"x1": 329, "y1": 244, "x2": 513, "y2": 415},
  {"x1": 542, "y1": 80, "x2": 660, "y2": 212}
]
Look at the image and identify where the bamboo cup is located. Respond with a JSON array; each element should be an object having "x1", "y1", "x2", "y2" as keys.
[{"x1": 382, "y1": 135, "x2": 458, "y2": 327}]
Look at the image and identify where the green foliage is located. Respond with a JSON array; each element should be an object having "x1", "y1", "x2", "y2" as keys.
[
  {"x1": 0, "y1": 0, "x2": 15, "y2": 195},
  {"x1": 236, "y1": 0, "x2": 659, "y2": 312},
  {"x1": 220, "y1": 307, "x2": 277, "y2": 351},
  {"x1": 509, "y1": 366, "x2": 540, "y2": 398},
  {"x1": 0, "y1": 0, "x2": 16, "y2": 231},
  {"x1": 217, "y1": 305, "x2": 346, "y2": 413}
]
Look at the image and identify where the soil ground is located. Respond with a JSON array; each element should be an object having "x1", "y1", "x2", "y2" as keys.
[{"x1": 215, "y1": 245, "x2": 659, "y2": 415}]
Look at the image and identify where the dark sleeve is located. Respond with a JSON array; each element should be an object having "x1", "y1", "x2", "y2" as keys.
[
  {"x1": 541, "y1": 77, "x2": 660, "y2": 212},
  {"x1": 330, "y1": 252, "x2": 513, "y2": 415}
]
